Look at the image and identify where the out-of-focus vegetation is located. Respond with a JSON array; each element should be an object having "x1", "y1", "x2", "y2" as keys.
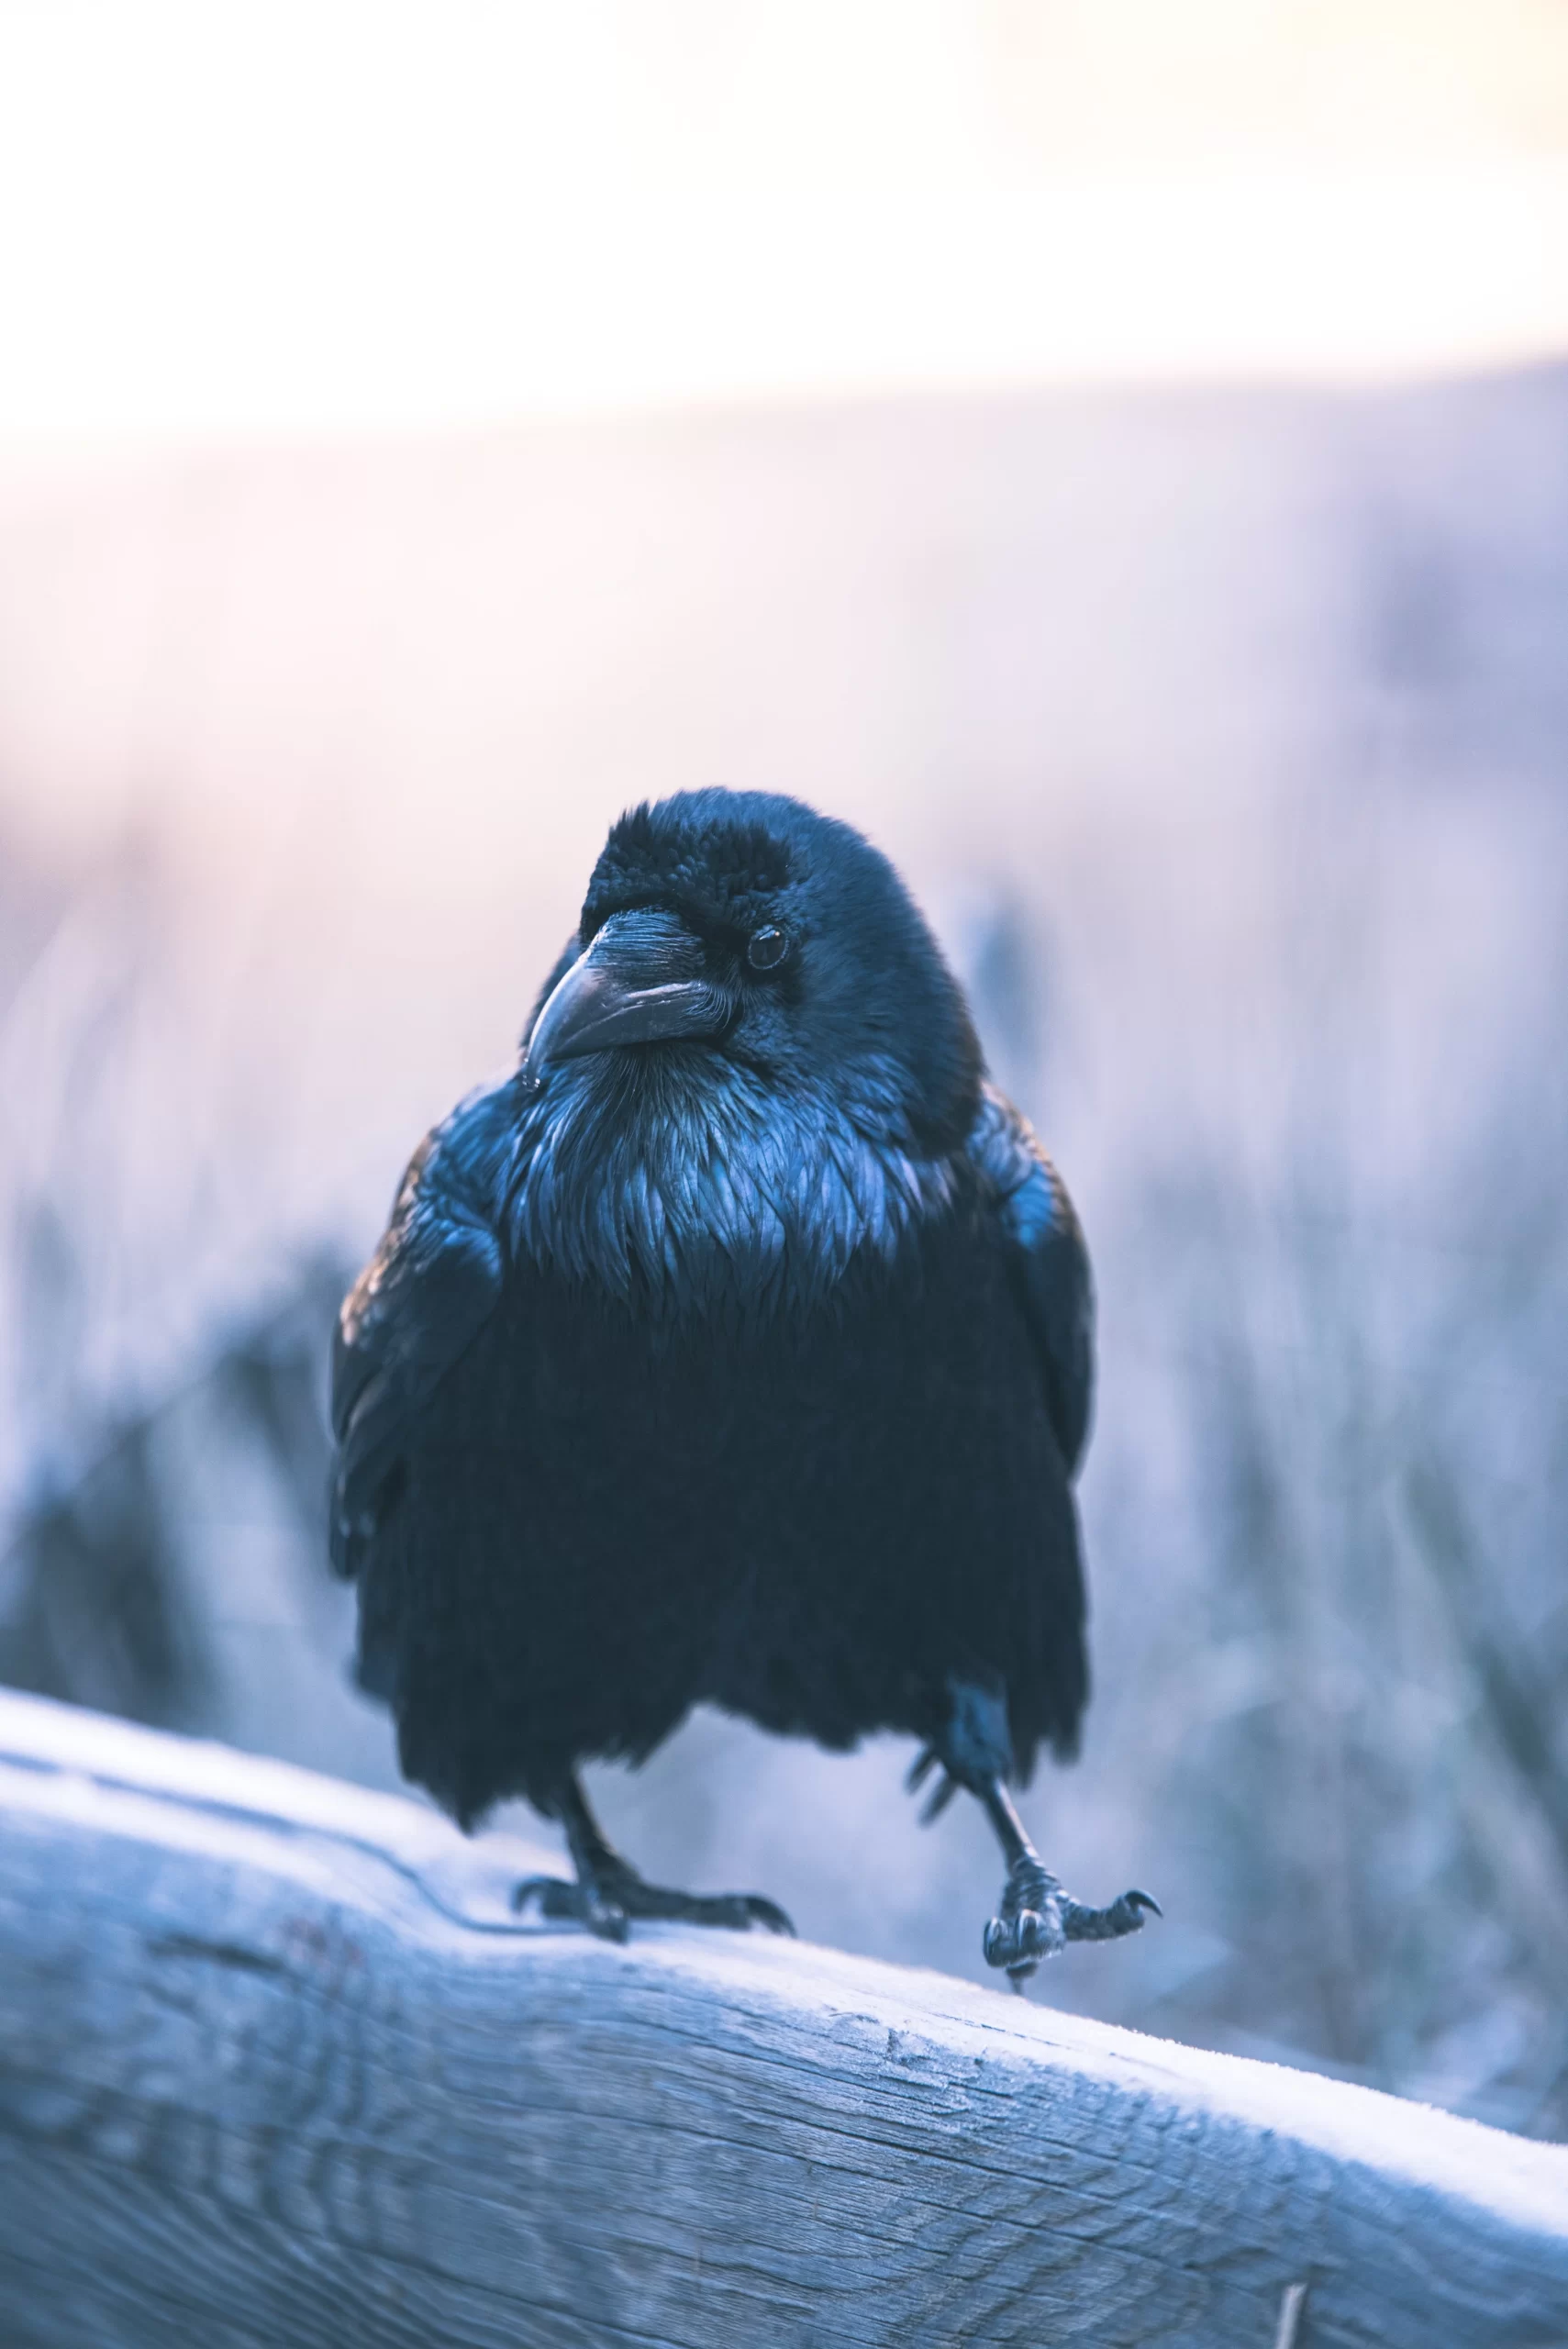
[{"x1": 1, "y1": 373, "x2": 1564, "y2": 2138}]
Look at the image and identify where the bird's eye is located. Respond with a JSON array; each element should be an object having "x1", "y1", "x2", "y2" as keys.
[{"x1": 747, "y1": 924, "x2": 789, "y2": 971}]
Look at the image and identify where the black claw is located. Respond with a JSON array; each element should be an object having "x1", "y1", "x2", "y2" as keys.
[
  {"x1": 741, "y1": 1895, "x2": 796, "y2": 1937},
  {"x1": 1060, "y1": 1887, "x2": 1160, "y2": 1943},
  {"x1": 905, "y1": 1744, "x2": 939, "y2": 1795},
  {"x1": 919, "y1": 1772, "x2": 959, "y2": 1827},
  {"x1": 584, "y1": 1898, "x2": 630, "y2": 1944},
  {"x1": 984, "y1": 1899, "x2": 1064, "y2": 1974},
  {"x1": 1127, "y1": 1888, "x2": 1162, "y2": 1918},
  {"x1": 664, "y1": 1887, "x2": 795, "y2": 1937}
]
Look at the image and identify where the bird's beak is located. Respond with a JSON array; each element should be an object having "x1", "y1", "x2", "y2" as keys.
[{"x1": 521, "y1": 908, "x2": 729, "y2": 1086}]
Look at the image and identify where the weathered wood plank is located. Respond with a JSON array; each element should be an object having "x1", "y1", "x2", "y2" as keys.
[{"x1": 1, "y1": 1688, "x2": 1564, "y2": 2348}]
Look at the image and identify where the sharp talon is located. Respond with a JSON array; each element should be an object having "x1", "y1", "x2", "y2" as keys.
[
  {"x1": 919, "y1": 1773, "x2": 959, "y2": 1826},
  {"x1": 1127, "y1": 1889, "x2": 1162, "y2": 1918},
  {"x1": 984, "y1": 1903, "x2": 1061, "y2": 1971},
  {"x1": 744, "y1": 1896, "x2": 795, "y2": 1936},
  {"x1": 690, "y1": 1890, "x2": 794, "y2": 1936},
  {"x1": 1017, "y1": 1907, "x2": 1060, "y2": 1960},
  {"x1": 906, "y1": 1744, "x2": 939, "y2": 1795},
  {"x1": 584, "y1": 1900, "x2": 630, "y2": 1944}
]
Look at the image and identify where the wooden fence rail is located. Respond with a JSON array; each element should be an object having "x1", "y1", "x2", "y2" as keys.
[{"x1": 1, "y1": 1687, "x2": 1565, "y2": 2347}]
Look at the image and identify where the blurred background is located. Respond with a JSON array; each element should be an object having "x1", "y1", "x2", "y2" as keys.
[{"x1": 2, "y1": 2, "x2": 1566, "y2": 2139}]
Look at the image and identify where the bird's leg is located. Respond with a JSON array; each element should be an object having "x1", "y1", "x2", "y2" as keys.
[
  {"x1": 974, "y1": 1776, "x2": 1158, "y2": 1990},
  {"x1": 512, "y1": 1772, "x2": 794, "y2": 1944},
  {"x1": 511, "y1": 1775, "x2": 640, "y2": 1943},
  {"x1": 909, "y1": 1678, "x2": 1158, "y2": 1991}
]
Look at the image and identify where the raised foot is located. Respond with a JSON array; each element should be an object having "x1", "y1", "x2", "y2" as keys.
[
  {"x1": 513, "y1": 1861, "x2": 795, "y2": 1945},
  {"x1": 983, "y1": 1857, "x2": 1159, "y2": 1990}
]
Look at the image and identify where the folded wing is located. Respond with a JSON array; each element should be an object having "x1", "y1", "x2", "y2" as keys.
[
  {"x1": 967, "y1": 1083, "x2": 1095, "y2": 1479},
  {"x1": 329, "y1": 1077, "x2": 520, "y2": 1583}
]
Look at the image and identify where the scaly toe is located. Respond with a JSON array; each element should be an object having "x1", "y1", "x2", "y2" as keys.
[
  {"x1": 512, "y1": 1874, "x2": 629, "y2": 1941},
  {"x1": 621, "y1": 1882, "x2": 795, "y2": 1935},
  {"x1": 1061, "y1": 1886, "x2": 1162, "y2": 1943},
  {"x1": 984, "y1": 1905, "x2": 1065, "y2": 1971},
  {"x1": 516, "y1": 1867, "x2": 793, "y2": 1942}
]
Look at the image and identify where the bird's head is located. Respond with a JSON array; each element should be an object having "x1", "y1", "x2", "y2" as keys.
[{"x1": 521, "y1": 790, "x2": 983, "y2": 1152}]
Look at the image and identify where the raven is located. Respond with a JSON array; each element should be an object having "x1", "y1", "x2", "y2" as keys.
[{"x1": 331, "y1": 790, "x2": 1155, "y2": 1985}]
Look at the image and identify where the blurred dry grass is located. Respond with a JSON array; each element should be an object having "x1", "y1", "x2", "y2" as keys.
[{"x1": 1, "y1": 372, "x2": 1564, "y2": 2134}]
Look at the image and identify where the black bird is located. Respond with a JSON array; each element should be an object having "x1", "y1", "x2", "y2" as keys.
[{"x1": 331, "y1": 790, "x2": 1155, "y2": 1986}]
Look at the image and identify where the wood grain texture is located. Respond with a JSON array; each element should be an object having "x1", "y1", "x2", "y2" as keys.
[{"x1": 1, "y1": 1689, "x2": 1565, "y2": 2349}]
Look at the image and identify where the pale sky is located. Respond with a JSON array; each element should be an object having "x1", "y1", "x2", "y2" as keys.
[{"x1": 3, "y1": 0, "x2": 1568, "y2": 451}]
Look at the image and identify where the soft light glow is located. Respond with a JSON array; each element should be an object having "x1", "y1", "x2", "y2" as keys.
[{"x1": 1, "y1": 2, "x2": 1566, "y2": 451}]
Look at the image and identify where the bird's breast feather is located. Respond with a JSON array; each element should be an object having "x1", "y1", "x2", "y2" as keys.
[{"x1": 504, "y1": 1063, "x2": 959, "y2": 1312}]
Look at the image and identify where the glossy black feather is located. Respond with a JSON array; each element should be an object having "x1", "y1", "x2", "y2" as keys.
[
  {"x1": 330, "y1": 791, "x2": 1095, "y2": 1827},
  {"x1": 329, "y1": 1084, "x2": 515, "y2": 1575},
  {"x1": 968, "y1": 1085, "x2": 1095, "y2": 1476}
]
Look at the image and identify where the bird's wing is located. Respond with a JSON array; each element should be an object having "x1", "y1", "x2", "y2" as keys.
[
  {"x1": 966, "y1": 1084, "x2": 1095, "y2": 1477},
  {"x1": 329, "y1": 1074, "x2": 522, "y2": 1579}
]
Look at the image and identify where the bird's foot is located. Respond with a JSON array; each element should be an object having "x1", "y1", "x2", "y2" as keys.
[
  {"x1": 983, "y1": 1857, "x2": 1159, "y2": 1990},
  {"x1": 513, "y1": 1858, "x2": 794, "y2": 1945}
]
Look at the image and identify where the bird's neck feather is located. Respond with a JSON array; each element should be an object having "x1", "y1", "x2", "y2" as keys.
[{"x1": 506, "y1": 1052, "x2": 957, "y2": 1316}]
